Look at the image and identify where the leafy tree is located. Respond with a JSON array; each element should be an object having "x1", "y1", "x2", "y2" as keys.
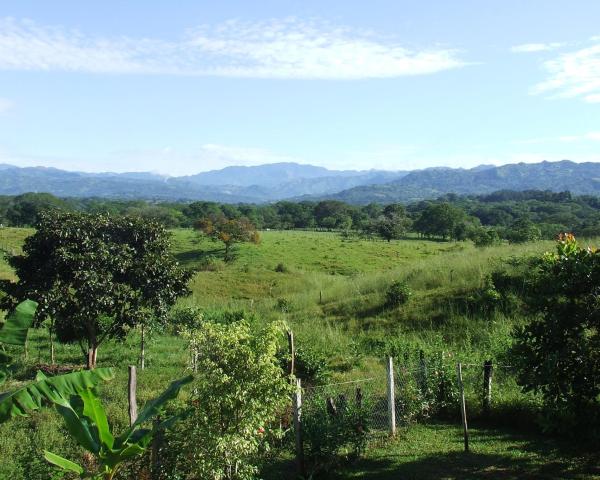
[
  {"x1": 375, "y1": 204, "x2": 412, "y2": 241},
  {"x1": 512, "y1": 234, "x2": 600, "y2": 437},
  {"x1": 195, "y1": 215, "x2": 260, "y2": 260},
  {"x1": 505, "y1": 217, "x2": 542, "y2": 243},
  {"x1": 413, "y1": 203, "x2": 466, "y2": 240},
  {"x1": 172, "y1": 319, "x2": 293, "y2": 479},
  {"x1": 0, "y1": 211, "x2": 191, "y2": 368},
  {"x1": 5, "y1": 193, "x2": 68, "y2": 227}
]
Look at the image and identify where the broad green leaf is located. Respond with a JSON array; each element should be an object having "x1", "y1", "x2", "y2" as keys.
[
  {"x1": 44, "y1": 450, "x2": 84, "y2": 474},
  {"x1": 0, "y1": 367, "x2": 114, "y2": 423},
  {"x1": 79, "y1": 387, "x2": 114, "y2": 449},
  {"x1": 116, "y1": 375, "x2": 192, "y2": 446},
  {"x1": 0, "y1": 300, "x2": 38, "y2": 346},
  {"x1": 55, "y1": 402, "x2": 100, "y2": 454}
]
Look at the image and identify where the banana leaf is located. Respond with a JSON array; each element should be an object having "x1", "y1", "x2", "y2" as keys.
[
  {"x1": 0, "y1": 299, "x2": 38, "y2": 346},
  {"x1": 0, "y1": 367, "x2": 114, "y2": 423}
]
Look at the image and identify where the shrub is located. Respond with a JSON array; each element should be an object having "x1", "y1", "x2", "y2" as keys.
[
  {"x1": 385, "y1": 280, "x2": 411, "y2": 307},
  {"x1": 173, "y1": 320, "x2": 293, "y2": 479},
  {"x1": 274, "y1": 262, "x2": 288, "y2": 273},
  {"x1": 276, "y1": 297, "x2": 292, "y2": 313},
  {"x1": 294, "y1": 346, "x2": 331, "y2": 384},
  {"x1": 512, "y1": 234, "x2": 600, "y2": 439},
  {"x1": 301, "y1": 388, "x2": 371, "y2": 476}
]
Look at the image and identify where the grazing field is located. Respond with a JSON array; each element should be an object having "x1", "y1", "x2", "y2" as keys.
[{"x1": 1, "y1": 227, "x2": 599, "y2": 479}]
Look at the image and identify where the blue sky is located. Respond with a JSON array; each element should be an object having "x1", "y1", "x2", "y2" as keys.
[{"x1": 0, "y1": 0, "x2": 599, "y2": 175}]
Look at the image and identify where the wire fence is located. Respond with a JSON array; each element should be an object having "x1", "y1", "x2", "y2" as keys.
[{"x1": 295, "y1": 356, "x2": 532, "y2": 445}]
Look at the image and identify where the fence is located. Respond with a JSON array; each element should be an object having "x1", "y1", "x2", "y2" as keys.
[{"x1": 291, "y1": 356, "x2": 526, "y2": 475}]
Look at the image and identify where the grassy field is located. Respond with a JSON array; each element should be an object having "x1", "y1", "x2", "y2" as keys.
[{"x1": 1, "y1": 227, "x2": 599, "y2": 479}]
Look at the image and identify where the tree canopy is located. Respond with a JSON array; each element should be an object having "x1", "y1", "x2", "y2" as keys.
[{"x1": 0, "y1": 211, "x2": 191, "y2": 368}]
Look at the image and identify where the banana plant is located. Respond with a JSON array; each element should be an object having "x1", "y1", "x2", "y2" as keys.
[
  {"x1": 0, "y1": 299, "x2": 37, "y2": 385},
  {"x1": 44, "y1": 374, "x2": 193, "y2": 480},
  {"x1": 0, "y1": 367, "x2": 115, "y2": 422}
]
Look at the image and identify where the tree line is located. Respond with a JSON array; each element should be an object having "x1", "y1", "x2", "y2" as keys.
[{"x1": 3, "y1": 189, "x2": 600, "y2": 242}]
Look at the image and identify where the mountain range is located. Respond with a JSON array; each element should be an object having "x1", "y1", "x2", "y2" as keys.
[{"x1": 0, "y1": 160, "x2": 599, "y2": 204}]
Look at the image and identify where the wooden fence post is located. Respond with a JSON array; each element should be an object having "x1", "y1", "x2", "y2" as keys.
[
  {"x1": 140, "y1": 324, "x2": 146, "y2": 370},
  {"x1": 293, "y1": 378, "x2": 305, "y2": 477},
  {"x1": 457, "y1": 362, "x2": 469, "y2": 452},
  {"x1": 419, "y1": 349, "x2": 428, "y2": 395},
  {"x1": 483, "y1": 360, "x2": 493, "y2": 415},
  {"x1": 128, "y1": 365, "x2": 138, "y2": 427},
  {"x1": 386, "y1": 356, "x2": 396, "y2": 436},
  {"x1": 287, "y1": 330, "x2": 295, "y2": 377}
]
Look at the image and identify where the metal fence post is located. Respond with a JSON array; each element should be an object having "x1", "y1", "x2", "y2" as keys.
[
  {"x1": 293, "y1": 378, "x2": 306, "y2": 477},
  {"x1": 386, "y1": 356, "x2": 396, "y2": 436},
  {"x1": 457, "y1": 362, "x2": 469, "y2": 452}
]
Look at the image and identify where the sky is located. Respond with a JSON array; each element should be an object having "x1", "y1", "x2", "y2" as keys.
[{"x1": 0, "y1": 0, "x2": 599, "y2": 176}]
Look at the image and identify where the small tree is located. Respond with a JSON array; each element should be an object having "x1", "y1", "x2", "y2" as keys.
[
  {"x1": 174, "y1": 319, "x2": 293, "y2": 479},
  {"x1": 513, "y1": 234, "x2": 600, "y2": 436},
  {"x1": 0, "y1": 211, "x2": 191, "y2": 368},
  {"x1": 195, "y1": 215, "x2": 260, "y2": 260}
]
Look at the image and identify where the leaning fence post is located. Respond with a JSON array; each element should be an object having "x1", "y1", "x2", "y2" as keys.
[
  {"x1": 483, "y1": 360, "x2": 493, "y2": 415},
  {"x1": 128, "y1": 365, "x2": 138, "y2": 426},
  {"x1": 386, "y1": 356, "x2": 396, "y2": 436},
  {"x1": 457, "y1": 362, "x2": 469, "y2": 452},
  {"x1": 293, "y1": 378, "x2": 305, "y2": 477}
]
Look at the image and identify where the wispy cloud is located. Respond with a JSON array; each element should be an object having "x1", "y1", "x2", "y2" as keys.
[
  {"x1": 511, "y1": 42, "x2": 564, "y2": 53},
  {"x1": 0, "y1": 97, "x2": 13, "y2": 113},
  {"x1": 0, "y1": 17, "x2": 467, "y2": 79},
  {"x1": 530, "y1": 39, "x2": 600, "y2": 102}
]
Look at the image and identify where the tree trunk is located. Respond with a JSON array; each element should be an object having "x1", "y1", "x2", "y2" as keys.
[{"x1": 87, "y1": 344, "x2": 98, "y2": 369}]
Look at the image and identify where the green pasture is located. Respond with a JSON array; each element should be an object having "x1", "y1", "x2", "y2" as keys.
[{"x1": 1, "y1": 227, "x2": 599, "y2": 479}]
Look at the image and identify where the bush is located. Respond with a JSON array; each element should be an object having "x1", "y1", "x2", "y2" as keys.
[
  {"x1": 385, "y1": 280, "x2": 411, "y2": 307},
  {"x1": 276, "y1": 297, "x2": 292, "y2": 313},
  {"x1": 172, "y1": 320, "x2": 293, "y2": 479},
  {"x1": 274, "y1": 262, "x2": 289, "y2": 273},
  {"x1": 301, "y1": 388, "x2": 371, "y2": 475},
  {"x1": 295, "y1": 346, "x2": 331, "y2": 384},
  {"x1": 512, "y1": 234, "x2": 600, "y2": 439}
]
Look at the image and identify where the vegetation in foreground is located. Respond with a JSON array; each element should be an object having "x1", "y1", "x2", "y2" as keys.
[{"x1": 1, "y1": 222, "x2": 600, "y2": 479}]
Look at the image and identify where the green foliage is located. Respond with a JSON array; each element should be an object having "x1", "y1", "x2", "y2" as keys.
[
  {"x1": 413, "y1": 203, "x2": 467, "y2": 240},
  {"x1": 0, "y1": 299, "x2": 37, "y2": 385},
  {"x1": 512, "y1": 234, "x2": 600, "y2": 438},
  {"x1": 505, "y1": 217, "x2": 542, "y2": 243},
  {"x1": 274, "y1": 262, "x2": 288, "y2": 273},
  {"x1": 173, "y1": 319, "x2": 293, "y2": 479},
  {"x1": 44, "y1": 375, "x2": 191, "y2": 480},
  {"x1": 195, "y1": 215, "x2": 260, "y2": 260},
  {"x1": 293, "y1": 345, "x2": 331, "y2": 384},
  {"x1": 1, "y1": 211, "x2": 191, "y2": 367},
  {"x1": 301, "y1": 388, "x2": 371, "y2": 475},
  {"x1": 0, "y1": 368, "x2": 114, "y2": 423},
  {"x1": 385, "y1": 280, "x2": 411, "y2": 307}
]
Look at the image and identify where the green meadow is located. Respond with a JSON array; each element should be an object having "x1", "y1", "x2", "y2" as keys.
[{"x1": 1, "y1": 227, "x2": 599, "y2": 479}]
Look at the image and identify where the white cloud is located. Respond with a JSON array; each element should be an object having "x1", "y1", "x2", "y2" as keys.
[
  {"x1": 0, "y1": 17, "x2": 467, "y2": 79},
  {"x1": 531, "y1": 40, "x2": 600, "y2": 102},
  {"x1": 511, "y1": 42, "x2": 564, "y2": 53},
  {"x1": 0, "y1": 97, "x2": 12, "y2": 113}
]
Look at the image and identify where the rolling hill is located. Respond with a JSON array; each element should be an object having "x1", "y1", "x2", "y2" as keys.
[{"x1": 0, "y1": 160, "x2": 599, "y2": 203}]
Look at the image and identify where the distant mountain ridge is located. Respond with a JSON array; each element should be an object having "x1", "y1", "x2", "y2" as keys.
[
  {"x1": 0, "y1": 160, "x2": 599, "y2": 203},
  {"x1": 0, "y1": 162, "x2": 408, "y2": 202}
]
